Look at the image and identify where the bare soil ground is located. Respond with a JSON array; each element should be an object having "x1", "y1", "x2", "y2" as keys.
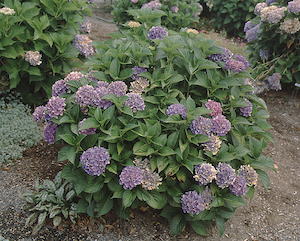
[{"x1": 1, "y1": 2, "x2": 300, "y2": 241}]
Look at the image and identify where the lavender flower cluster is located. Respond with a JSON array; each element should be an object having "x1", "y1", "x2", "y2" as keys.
[
  {"x1": 205, "y1": 99, "x2": 222, "y2": 116},
  {"x1": 267, "y1": 72, "x2": 282, "y2": 91},
  {"x1": 238, "y1": 165, "x2": 258, "y2": 186},
  {"x1": 259, "y1": 49, "x2": 270, "y2": 61},
  {"x1": 24, "y1": 51, "x2": 42, "y2": 66},
  {"x1": 147, "y1": 26, "x2": 168, "y2": 40},
  {"x1": 131, "y1": 66, "x2": 147, "y2": 80},
  {"x1": 166, "y1": 103, "x2": 187, "y2": 119},
  {"x1": 80, "y1": 147, "x2": 111, "y2": 176},
  {"x1": 170, "y1": 5, "x2": 179, "y2": 13},
  {"x1": 288, "y1": 0, "x2": 300, "y2": 14},
  {"x1": 215, "y1": 162, "x2": 236, "y2": 189},
  {"x1": 142, "y1": 0, "x2": 162, "y2": 10},
  {"x1": 244, "y1": 21, "x2": 262, "y2": 43},
  {"x1": 73, "y1": 34, "x2": 94, "y2": 58},
  {"x1": 78, "y1": 18, "x2": 91, "y2": 33},
  {"x1": 119, "y1": 166, "x2": 144, "y2": 190},
  {"x1": 43, "y1": 123, "x2": 58, "y2": 144},
  {"x1": 239, "y1": 98, "x2": 252, "y2": 117},
  {"x1": 229, "y1": 175, "x2": 247, "y2": 196},
  {"x1": 123, "y1": 93, "x2": 145, "y2": 113},
  {"x1": 207, "y1": 47, "x2": 233, "y2": 62}
]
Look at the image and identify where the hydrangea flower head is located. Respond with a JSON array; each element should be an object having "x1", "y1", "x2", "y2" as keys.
[
  {"x1": 244, "y1": 21, "x2": 255, "y2": 33},
  {"x1": 181, "y1": 190, "x2": 204, "y2": 215},
  {"x1": 202, "y1": 134, "x2": 222, "y2": 155},
  {"x1": 75, "y1": 85, "x2": 95, "y2": 107},
  {"x1": 107, "y1": 81, "x2": 127, "y2": 97},
  {"x1": 123, "y1": 93, "x2": 145, "y2": 112},
  {"x1": 96, "y1": 81, "x2": 109, "y2": 89},
  {"x1": 205, "y1": 99, "x2": 222, "y2": 116},
  {"x1": 93, "y1": 86, "x2": 112, "y2": 109},
  {"x1": 239, "y1": 98, "x2": 252, "y2": 117},
  {"x1": 229, "y1": 175, "x2": 247, "y2": 196},
  {"x1": 119, "y1": 166, "x2": 144, "y2": 190},
  {"x1": 131, "y1": 66, "x2": 147, "y2": 80},
  {"x1": 43, "y1": 123, "x2": 57, "y2": 144},
  {"x1": 46, "y1": 96, "x2": 66, "y2": 118},
  {"x1": 130, "y1": 78, "x2": 149, "y2": 94},
  {"x1": 215, "y1": 162, "x2": 236, "y2": 189},
  {"x1": 52, "y1": 79, "x2": 68, "y2": 97},
  {"x1": 267, "y1": 73, "x2": 282, "y2": 91},
  {"x1": 254, "y1": 2, "x2": 267, "y2": 15},
  {"x1": 266, "y1": 0, "x2": 277, "y2": 5},
  {"x1": 171, "y1": 5, "x2": 179, "y2": 13},
  {"x1": 78, "y1": 18, "x2": 91, "y2": 33},
  {"x1": 65, "y1": 71, "x2": 84, "y2": 82},
  {"x1": 261, "y1": 6, "x2": 278, "y2": 21},
  {"x1": 78, "y1": 118, "x2": 97, "y2": 135},
  {"x1": 259, "y1": 49, "x2": 270, "y2": 61},
  {"x1": 25, "y1": 51, "x2": 42, "y2": 66},
  {"x1": 238, "y1": 165, "x2": 258, "y2": 186},
  {"x1": 80, "y1": 147, "x2": 111, "y2": 176},
  {"x1": 193, "y1": 163, "x2": 217, "y2": 186},
  {"x1": 73, "y1": 34, "x2": 94, "y2": 58},
  {"x1": 166, "y1": 103, "x2": 187, "y2": 119},
  {"x1": 147, "y1": 26, "x2": 168, "y2": 40},
  {"x1": 186, "y1": 28, "x2": 199, "y2": 34},
  {"x1": 267, "y1": 7, "x2": 286, "y2": 24},
  {"x1": 85, "y1": 71, "x2": 99, "y2": 82},
  {"x1": 245, "y1": 24, "x2": 261, "y2": 42},
  {"x1": 233, "y1": 55, "x2": 249, "y2": 69},
  {"x1": 128, "y1": 21, "x2": 141, "y2": 28},
  {"x1": 131, "y1": 0, "x2": 138, "y2": 3},
  {"x1": 212, "y1": 115, "x2": 231, "y2": 136},
  {"x1": 207, "y1": 47, "x2": 233, "y2": 62},
  {"x1": 279, "y1": 18, "x2": 300, "y2": 34},
  {"x1": 33, "y1": 106, "x2": 47, "y2": 123},
  {"x1": 141, "y1": 169, "x2": 162, "y2": 190},
  {"x1": 224, "y1": 59, "x2": 246, "y2": 73},
  {"x1": 201, "y1": 186, "x2": 213, "y2": 210},
  {"x1": 190, "y1": 116, "x2": 213, "y2": 136},
  {"x1": 288, "y1": 0, "x2": 300, "y2": 13},
  {"x1": 142, "y1": 0, "x2": 162, "y2": 10},
  {"x1": 0, "y1": 7, "x2": 15, "y2": 15}
]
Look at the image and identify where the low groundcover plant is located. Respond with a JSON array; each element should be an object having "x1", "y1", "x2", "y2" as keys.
[{"x1": 30, "y1": 8, "x2": 275, "y2": 237}]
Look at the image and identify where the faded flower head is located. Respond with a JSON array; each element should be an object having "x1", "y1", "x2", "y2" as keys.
[
  {"x1": 207, "y1": 47, "x2": 233, "y2": 62},
  {"x1": 131, "y1": 0, "x2": 138, "y2": 3},
  {"x1": 141, "y1": 169, "x2": 162, "y2": 190},
  {"x1": 190, "y1": 116, "x2": 213, "y2": 136},
  {"x1": 205, "y1": 99, "x2": 222, "y2": 116},
  {"x1": 128, "y1": 21, "x2": 141, "y2": 28},
  {"x1": 224, "y1": 59, "x2": 247, "y2": 73},
  {"x1": 147, "y1": 26, "x2": 168, "y2": 40},
  {"x1": 181, "y1": 190, "x2": 204, "y2": 215},
  {"x1": 267, "y1": 73, "x2": 282, "y2": 91},
  {"x1": 130, "y1": 77, "x2": 149, "y2": 94},
  {"x1": 131, "y1": 66, "x2": 147, "y2": 80},
  {"x1": 78, "y1": 118, "x2": 97, "y2": 135},
  {"x1": 254, "y1": 2, "x2": 268, "y2": 15},
  {"x1": 80, "y1": 147, "x2": 111, "y2": 176},
  {"x1": 201, "y1": 186, "x2": 213, "y2": 210},
  {"x1": 75, "y1": 85, "x2": 95, "y2": 107},
  {"x1": 202, "y1": 134, "x2": 222, "y2": 155},
  {"x1": 119, "y1": 166, "x2": 144, "y2": 190},
  {"x1": 46, "y1": 96, "x2": 66, "y2": 119},
  {"x1": 259, "y1": 49, "x2": 270, "y2": 61},
  {"x1": 0, "y1": 7, "x2": 15, "y2": 15},
  {"x1": 93, "y1": 86, "x2": 112, "y2": 109},
  {"x1": 65, "y1": 71, "x2": 84, "y2": 82},
  {"x1": 288, "y1": 0, "x2": 300, "y2": 14},
  {"x1": 279, "y1": 18, "x2": 300, "y2": 34},
  {"x1": 212, "y1": 115, "x2": 231, "y2": 136},
  {"x1": 239, "y1": 98, "x2": 252, "y2": 117},
  {"x1": 233, "y1": 55, "x2": 249, "y2": 69},
  {"x1": 43, "y1": 123, "x2": 57, "y2": 144},
  {"x1": 171, "y1": 5, "x2": 179, "y2": 13},
  {"x1": 78, "y1": 18, "x2": 91, "y2": 33},
  {"x1": 107, "y1": 81, "x2": 127, "y2": 97},
  {"x1": 142, "y1": 0, "x2": 162, "y2": 10},
  {"x1": 52, "y1": 79, "x2": 68, "y2": 97},
  {"x1": 215, "y1": 162, "x2": 236, "y2": 189},
  {"x1": 193, "y1": 163, "x2": 217, "y2": 186},
  {"x1": 186, "y1": 28, "x2": 199, "y2": 34},
  {"x1": 33, "y1": 106, "x2": 47, "y2": 123},
  {"x1": 123, "y1": 93, "x2": 145, "y2": 113},
  {"x1": 261, "y1": 6, "x2": 278, "y2": 21},
  {"x1": 25, "y1": 51, "x2": 42, "y2": 66},
  {"x1": 229, "y1": 175, "x2": 247, "y2": 196},
  {"x1": 73, "y1": 34, "x2": 94, "y2": 58},
  {"x1": 238, "y1": 165, "x2": 258, "y2": 186},
  {"x1": 267, "y1": 7, "x2": 287, "y2": 24},
  {"x1": 166, "y1": 103, "x2": 187, "y2": 119}
]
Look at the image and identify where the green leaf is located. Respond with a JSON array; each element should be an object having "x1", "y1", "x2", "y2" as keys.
[
  {"x1": 66, "y1": 190, "x2": 76, "y2": 201},
  {"x1": 216, "y1": 215, "x2": 225, "y2": 237},
  {"x1": 59, "y1": 134, "x2": 76, "y2": 145},
  {"x1": 84, "y1": 177, "x2": 104, "y2": 193},
  {"x1": 109, "y1": 58, "x2": 120, "y2": 79},
  {"x1": 246, "y1": 185, "x2": 255, "y2": 200},
  {"x1": 79, "y1": 118, "x2": 100, "y2": 130},
  {"x1": 53, "y1": 216, "x2": 62, "y2": 227},
  {"x1": 223, "y1": 193, "x2": 245, "y2": 208},
  {"x1": 256, "y1": 169, "x2": 269, "y2": 190},
  {"x1": 169, "y1": 214, "x2": 186, "y2": 236},
  {"x1": 146, "y1": 191, "x2": 167, "y2": 209},
  {"x1": 159, "y1": 146, "x2": 176, "y2": 156},
  {"x1": 190, "y1": 220, "x2": 207, "y2": 236},
  {"x1": 97, "y1": 195, "x2": 114, "y2": 216},
  {"x1": 122, "y1": 189, "x2": 137, "y2": 209}
]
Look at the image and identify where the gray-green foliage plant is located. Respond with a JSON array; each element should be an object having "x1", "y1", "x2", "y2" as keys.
[
  {"x1": 22, "y1": 171, "x2": 78, "y2": 235},
  {"x1": 0, "y1": 234, "x2": 9, "y2": 241},
  {"x1": 33, "y1": 8, "x2": 275, "y2": 237},
  {"x1": 0, "y1": 0, "x2": 93, "y2": 105},
  {"x1": 0, "y1": 90, "x2": 42, "y2": 166}
]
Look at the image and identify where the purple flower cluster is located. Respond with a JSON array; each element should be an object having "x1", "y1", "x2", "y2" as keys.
[
  {"x1": 78, "y1": 118, "x2": 97, "y2": 135},
  {"x1": 131, "y1": 66, "x2": 147, "y2": 80},
  {"x1": 193, "y1": 163, "x2": 217, "y2": 186},
  {"x1": 171, "y1": 5, "x2": 179, "y2": 13},
  {"x1": 266, "y1": 0, "x2": 277, "y2": 5},
  {"x1": 238, "y1": 165, "x2": 258, "y2": 186},
  {"x1": 43, "y1": 123, "x2": 57, "y2": 144},
  {"x1": 52, "y1": 79, "x2": 68, "y2": 97},
  {"x1": 190, "y1": 116, "x2": 213, "y2": 136},
  {"x1": 267, "y1": 73, "x2": 282, "y2": 91},
  {"x1": 259, "y1": 49, "x2": 270, "y2": 61},
  {"x1": 229, "y1": 175, "x2": 247, "y2": 196},
  {"x1": 78, "y1": 18, "x2": 91, "y2": 33},
  {"x1": 147, "y1": 26, "x2": 168, "y2": 41},
  {"x1": 202, "y1": 134, "x2": 222, "y2": 155},
  {"x1": 244, "y1": 21, "x2": 255, "y2": 33},
  {"x1": 85, "y1": 71, "x2": 99, "y2": 82},
  {"x1": 245, "y1": 23, "x2": 261, "y2": 43},
  {"x1": 119, "y1": 166, "x2": 144, "y2": 190},
  {"x1": 288, "y1": 0, "x2": 300, "y2": 13},
  {"x1": 94, "y1": 86, "x2": 112, "y2": 109},
  {"x1": 24, "y1": 51, "x2": 42, "y2": 66},
  {"x1": 131, "y1": 0, "x2": 138, "y2": 3},
  {"x1": 181, "y1": 190, "x2": 204, "y2": 215},
  {"x1": 46, "y1": 96, "x2": 66, "y2": 118},
  {"x1": 215, "y1": 162, "x2": 236, "y2": 189},
  {"x1": 239, "y1": 98, "x2": 252, "y2": 117},
  {"x1": 123, "y1": 93, "x2": 145, "y2": 113},
  {"x1": 75, "y1": 85, "x2": 95, "y2": 107},
  {"x1": 212, "y1": 115, "x2": 231, "y2": 136},
  {"x1": 73, "y1": 34, "x2": 94, "y2": 58},
  {"x1": 224, "y1": 59, "x2": 247, "y2": 73},
  {"x1": 201, "y1": 187, "x2": 213, "y2": 210},
  {"x1": 33, "y1": 106, "x2": 47, "y2": 123},
  {"x1": 65, "y1": 71, "x2": 84, "y2": 82},
  {"x1": 233, "y1": 55, "x2": 250, "y2": 69},
  {"x1": 80, "y1": 147, "x2": 111, "y2": 176},
  {"x1": 207, "y1": 47, "x2": 233, "y2": 62},
  {"x1": 205, "y1": 99, "x2": 222, "y2": 116},
  {"x1": 107, "y1": 81, "x2": 127, "y2": 97},
  {"x1": 166, "y1": 103, "x2": 187, "y2": 119},
  {"x1": 142, "y1": 0, "x2": 162, "y2": 10}
]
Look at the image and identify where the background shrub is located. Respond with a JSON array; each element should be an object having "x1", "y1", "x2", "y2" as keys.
[{"x1": 0, "y1": 0, "x2": 93, "y2": 105}]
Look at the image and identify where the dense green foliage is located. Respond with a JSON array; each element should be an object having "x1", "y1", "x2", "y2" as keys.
[{"x1": 0, "y1": 0, "x2": 93, "y2": 105}]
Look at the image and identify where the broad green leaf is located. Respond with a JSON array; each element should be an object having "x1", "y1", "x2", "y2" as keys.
[
  {"x1": 122, "y1": 189, "x2": 137, "y2": 209},
  {"x1": 256, "y1": 169, "x2": 269, "y2": 190},
  {"x1": 190, "y1": 220, "x2": 207, "y2": 236},
  {"x1": 169, "y1": 214, "x2": 186, "y2": 236},
  {"x1": 97, "y1": 195, "x2": 114, "y2": 216},
  {"x1": 216, "y1": 215, "x2": 225, "y2": 237}
]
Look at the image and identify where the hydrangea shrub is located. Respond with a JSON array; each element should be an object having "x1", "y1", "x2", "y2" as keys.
[
  {"x1": 0, "y1": 0, "x2": 93, "y2": 105},
  {"x1": 245, "y1": 0, "x2": 300, "y2": 88},
  {"x1": 33, "y1": 9, "x2": 275, "y2": 237},
  {"x1": 111, "y1": 0, "x2": 203, "y2": 31}
]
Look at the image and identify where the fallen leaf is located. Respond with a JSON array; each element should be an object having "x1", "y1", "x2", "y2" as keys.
[{"x1": 274, "y1": 164, "x2": 278, "y2": 169}]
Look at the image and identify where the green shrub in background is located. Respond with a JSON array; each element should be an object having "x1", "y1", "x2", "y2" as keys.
[
  {"x1": 0, "y1": 0, "x2": 93, "y2": 105},
  {"x1": 245, "y1": 0, "x2": 300, "y2": 89},
  {"x1": 111, "y1": 0, "x2": 203, "y2": 31},
  {"x1": 29, "y1": 8, "x2": 275, "y2": 237},
  {"x1": 201, "y1": 0, "x2": 262, "y2": 37},
  {"x1": 0, "y1": 90, "x2": 42, "y2": 166}
]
